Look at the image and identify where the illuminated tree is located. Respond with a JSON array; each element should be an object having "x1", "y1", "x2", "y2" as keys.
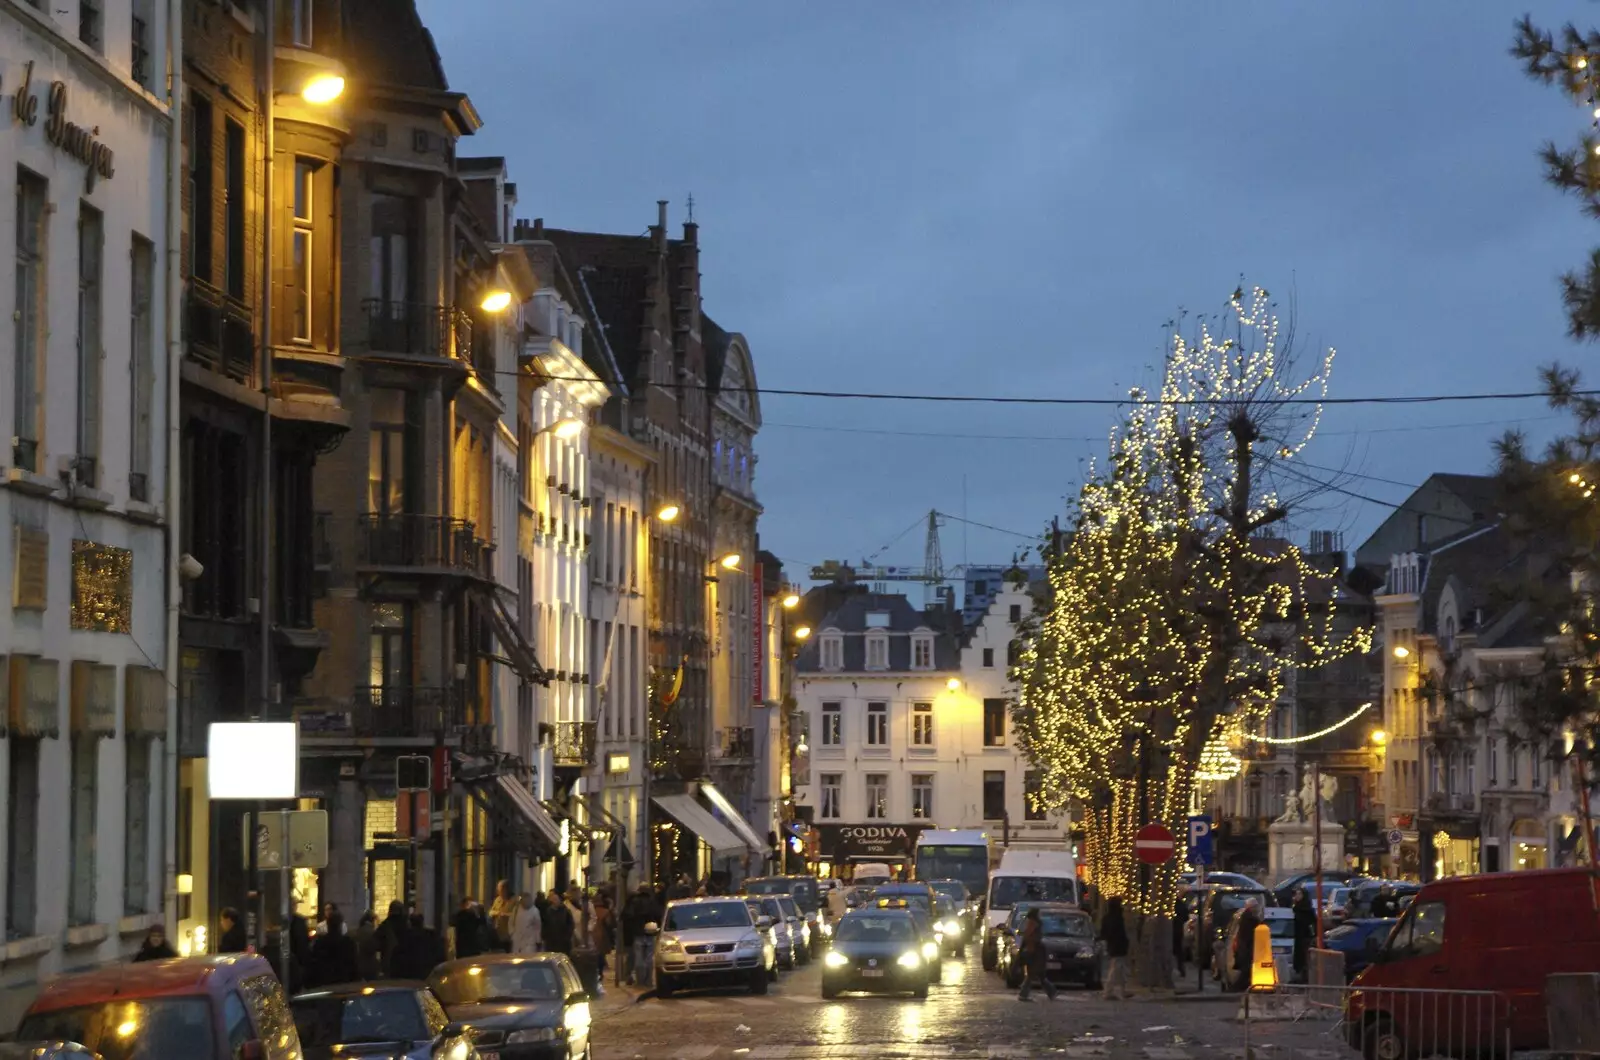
[{"x1": 1013, "y1": 286, "x2": 1370, "y2": 984}]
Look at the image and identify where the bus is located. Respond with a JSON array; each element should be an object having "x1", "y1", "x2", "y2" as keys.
[{"x1": 914, "y1": 829, "x2": 992, "y2": 901}]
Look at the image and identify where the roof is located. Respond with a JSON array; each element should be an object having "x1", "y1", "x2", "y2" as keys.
[
  {"x1": 341, "y1": 1, "x2": 449, "y2": 92},
  {"x1": 542, "y1": 229, "x2": 663, "y2": 388},
  {"x1": 433, "y1": 953, "x2": 568, "y2": 970},
  {"x1": 1428, "y1": 473, "x2": 1500, "y2": 521},
  {"x1": 1415, "y1": 523, "x2": 1557, "y2": 649},
  {"x1": 30, "y1": 955, "x2": 274, "y2": 1011},
  {"x1": 290, "y1": 980, "x2": 430, "y2": 997},
  {"x1": 795, "y1": 593, "x2": 962, "y2": 673}
]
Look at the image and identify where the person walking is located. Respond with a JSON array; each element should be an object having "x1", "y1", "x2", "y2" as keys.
[
  {"x1": 1173, "y1": 891, "x2": 1190, "y2": 977},
  {"x1": 666, "y1": 874, "x2": 692, "y2": 901},
  {"x1": 1098, "y1": 897, "x2": 1132, "y2": 1000},
  {"x1": 1370, "y1": 883, "x2": 1399, "y2": 919},
  {"x1": 354, "y1": 912, "x2": 383, "y2": 980},
  {"x1": 133, "y1": 924, "x2": 178, "y2": 962},
  {"x1": 1232, "y1": 898, "x2": 1263, "y2": 992},
  {"x1": 377, "y1": 901, "x2": 409, "y2": 976},
  {"x1": 543, "y1": 889, "x2": 575, "y2": 956},
  {"x1": 217, "y1": 908, "x2": 248, "y2": 953},
  {"x1": 511, "y1": 893, "x2": 542, "y2": 954},
  {"x1": 1016, "y1": 908, "x2": 1059, "y2": 1002},
  {"x1": 304, "y1": 911, "x2": 360, "y2": 987},
  {"x1": 622, "y1": 884, "x2": 660, "y2": 985},
  {"x1": 391, "y1": 914, "x2": 444, "y2": 980},
  {"x1": 489, "y1": 880, "x2": 518, "y2": 952},
  {"x1": 1291, "y1": 888, "x2": 1315, "y2": 984},
  {"x1": 453, "y1": 899, "x2": 485, "y2": 959}
]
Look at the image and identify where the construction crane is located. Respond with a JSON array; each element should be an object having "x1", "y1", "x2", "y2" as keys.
[{"x1": 811, "y1": 509, "x2": 1035, "y2": 605}]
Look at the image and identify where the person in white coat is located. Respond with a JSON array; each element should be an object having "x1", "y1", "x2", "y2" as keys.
[{"x1": 511, "y1": 893, "x2": 542, "y2": 954}]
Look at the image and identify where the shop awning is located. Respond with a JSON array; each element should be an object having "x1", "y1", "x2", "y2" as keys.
[
  {"x1": 653, "y1": 794, "x2": 748, "y2": 857},
  {"x1": 466, "y1": 774, "x2": 564, "y2": 856},
  {"x1": 697, "y1": 780, "x2": 766, "y2": 853}
]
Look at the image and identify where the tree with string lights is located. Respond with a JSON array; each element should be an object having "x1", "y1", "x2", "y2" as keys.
[{"x1": 1012, "y1": 286, "x2": 1370, "y2": 985}]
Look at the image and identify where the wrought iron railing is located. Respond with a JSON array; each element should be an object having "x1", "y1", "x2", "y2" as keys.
[
  {"x1": 344, "y1": 685, "x2": 466, "y2": 738},
  {"x1": 552, "y1": 720, "x2": 596, "y2": 768},
  {"x1": 356, "y1": 513, "x2": 493, "y2": 577},
  {"x1": 186, "y1": 280, "x2": 254, "y2": 384},
  {"x1": 362, "y1": 299, "x2": 472, "y2": 362}
]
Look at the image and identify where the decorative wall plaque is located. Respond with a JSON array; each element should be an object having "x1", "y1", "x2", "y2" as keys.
[
  {"x1": 12, "y1": 525, "x2": 47, "y2": 610},
  {"x1": 71, "y1": 540, "x2": 132, "y2": 632}
]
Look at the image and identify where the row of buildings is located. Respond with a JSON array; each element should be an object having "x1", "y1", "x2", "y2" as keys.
[{"x1": 0, "y1": 0, "x2": 795, "y2": 1021}]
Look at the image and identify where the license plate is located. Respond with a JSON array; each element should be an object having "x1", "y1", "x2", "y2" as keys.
[
  {"x1": 1046, "y1": 961, "x2": 1061, "y2": 970},
  {"x1": 861, "y1": 969, "x2": 884, "y2": 977},
  {"x1": 692, "y1": 954, "x2": 725, "y2": 964},
  {"x1": 478, "y1": 1053, "x2": 499, "y2": 1060}
]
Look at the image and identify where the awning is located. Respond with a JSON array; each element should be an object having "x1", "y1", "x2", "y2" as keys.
[
  {"x1": 697, "y1": 780, "x2": 766, "y2": 854},
  {"x1": 653, "y1": 794, "x2": 748, "y2": 857},
  {"x1": 571, "y1": 794, "x2": 628, "y2": 837},
  {"x1": 466, "y1": 774, "x2": 563, "y2": 856}
]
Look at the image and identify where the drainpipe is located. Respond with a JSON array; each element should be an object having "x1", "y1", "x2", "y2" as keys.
[{"x1": 162, "y1": 0, "x2": 184, "y2": 938}]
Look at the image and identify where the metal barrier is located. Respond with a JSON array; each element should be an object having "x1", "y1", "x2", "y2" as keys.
[{"x1": 1241, "y1": 983, "x2": 1513, "y2": 1060}]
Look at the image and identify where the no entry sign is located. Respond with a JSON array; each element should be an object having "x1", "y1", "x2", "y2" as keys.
[{"x1": 1135, "y1": 823, "x2": 1176, "y2": 865}]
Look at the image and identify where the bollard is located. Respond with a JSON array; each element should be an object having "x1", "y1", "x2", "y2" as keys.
[{"x1": 1250, "y1": 922, "x2": 1278, "y2": 991}]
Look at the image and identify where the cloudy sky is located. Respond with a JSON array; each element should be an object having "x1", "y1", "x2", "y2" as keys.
[{"x1": 418, "y1": 1, "x2": 1597, "y2": 579}]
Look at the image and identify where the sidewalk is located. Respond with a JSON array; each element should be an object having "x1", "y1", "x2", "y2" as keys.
[{"x1": 591, "y1": 977, "x2": 652, "y2": 1018}]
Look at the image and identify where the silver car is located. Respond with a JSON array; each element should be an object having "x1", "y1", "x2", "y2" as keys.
[
  {"x1": 656, "y1": 897, "x2": 775, "y2": 998},
  {"x1": 749, "y1": 896, "x2": 797, "y2": 969}
]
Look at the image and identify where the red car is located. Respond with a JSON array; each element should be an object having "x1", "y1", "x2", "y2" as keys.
[{"x1": 15, "y1": 954, "x2": 303, "y2": 1060}]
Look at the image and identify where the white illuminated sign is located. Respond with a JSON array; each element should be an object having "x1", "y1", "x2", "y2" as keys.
[
  {"x1": 207, "y1": 722, "x2": 299, "y2": 799},
  {"x1": 607, "y1": 753, "x2": 630, "y2": 775}
]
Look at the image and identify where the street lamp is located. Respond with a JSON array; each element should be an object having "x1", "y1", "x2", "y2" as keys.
[
  {"x1": 1370, "y1": 729, "x2": 1389, "y2": 747},
  {"x1": 719, "y1": 553, "x2": 742, "y2": 571},
  {"x1": 782, "y1": 593, "x2": 800, "y2": 609},
  {"x1": 301, "y1": 73, "x2": 345, "y2": 104},
  {"x1": 655, "y1": 503, "x2": 680, "y2": 523},
  {"x1": 946, "y1": 677, "x2": 961, "y2": 692},
  {"x1": 1392, "y1": 645, "x2": 1410, "y2": 660},
  {"x1": 793, "y1": 625, "x2": 812, "y2": 641},
  {"x1": 480, "y1": 289, "x2": 513, "y2": 313},
  {"x1": 539, "y1": 417, "x2": 584, "y2": 441}
]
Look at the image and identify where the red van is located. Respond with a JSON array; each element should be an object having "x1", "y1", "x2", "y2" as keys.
[
  {"x1": 14, "y1": 954, "x2": 303, "y2": 1060},
  {"x1": 1346, "y1": 868, "x2": 1600, "y2": 1057}
]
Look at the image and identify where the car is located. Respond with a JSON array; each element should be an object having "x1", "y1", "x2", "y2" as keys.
[
  {"x1": 1179, "y1": 871, "x2": 1266, "y2": 890},
  {"x1": 654, "y1": 897, "x2": 775, "y2": 998},
  {"x1": 747, "y1": 896, "x2": 797, "y2": 970},
  {"x1": 1273, "y1": 870, "x2": 1359, "y2": 908},
  {"x1": 995, "y1": 903, "x2": 1099, "y2": 990},
  {"x1": 933, "y1": 894, "x2": 965, "y2": 956},
  {"x1": 16, "y1": 954, "x2": 302, "y2": 1060},
  {"x1": 1195, "y1": 888, "x2": 1275, "y2": 971},
  {"x1": 1345, "y1": 880, "x2": 1421, "y2": 919},
  {"x1": 821, "y1": 909, "x2": 931, "y2": 999},
  {"x1": 774, "y1": 895, "x2": 813, "y2": 964},
  {"x1": 1217, "y1": 906, "x2": 1295, "y2": 989},
  {"x1": 291, "y1": 981, "x2": 478, "y2": 1060},
  {"x1": 927, "y1": 879, "x2": 976, "y2": 942},
  {"x1": 428, "y1": 953, "x2": 591, "y2": 1060},
  {"x1": 743, "y1": 875, "x2": 826, "y2": 956},
  {"x1": 0, "y1": 1047, "x2": 99, "y2": 1059},
  {"x1": 1322, "y1": 917, "x2": 1398, "y2": 980}
]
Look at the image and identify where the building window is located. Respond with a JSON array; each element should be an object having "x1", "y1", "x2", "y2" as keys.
[
  {"x1": 1489, "y1": 739, "x2": 1499, "y2": 785},
  {"x1": 291, "y1": 160, "x2": 314, "y2": 343},
  {"x1": 982, "y1": 648, "x2": 994, "y2": 668},
  {"x1": 80, "y1": 0, "x2": 102, "y2": 50},
  {"x1": 983, "y1": 698, "x2": 1007, "y2": 747},
  {"x1": 1508, "y1": 744, "x2": 1519, "y2": 786},
  {"x1": 290, "y1": 0, "x2": 313, "y2": 46},
  {"x1": 69, "y1": 735, "x2": 99, "y2": 926},
  {"x1": 865, "y1": 774, "x2": 888, "y2": 819},
  {"x1": 369, "y1": 194, "x2": 417, "y2": 304},
  {"x1": 190, "y1": 95, "x2": 213, "y2": 283},
  {"x1": 77, "y1": 204, "x2": 104, "y2": 483},
  {"x1": 820, "y1": 702, "x2": 842, "y2": 746},
  {"x1": 1009, "y1": 603, "x2": 1022, "y2": 623},
  {"x1": 820, "y1": 635, "x2": 843, "y2": 671},
  {"x1": 820, "y1": 773, "x2": 841, "y2": 820},
  {"x1": 369, "y1": 602, "x2": 411, "y2": 690},
  {"x1": 1024, "y1": 770, "x2": 1047, "y2": 821},
  {"x1": 865, "y1": 633, "x2": 889, "y2": 671},
  {"x1": 368, "y1": 389, "x2": 413, "y2": 515},
  {"x1": 124, "y1": 737, "x2": 153, "y2": 914},
  {"x1": 866, "y1": 701, "x2": 888, "y2": 746},
  {"x1": 8, "y1": 738, "x2": 40, "y2": 936},
  {"x1": 131, "y1": 2, "x2": 152, "y2": 87},
  {"x1": 1006, "y1": 639, "x2": 1022, "y2": 668},
  {"x1": 1532, "y1": 748, "x2": 1542, "y2": 789},
  {"x1": 911, "y1": 774, "x2": 933, "y2": 819},
  {"x1": 911, "y1": 635, "x2": 933, "y2": 670},
  {"x1": 911, "y1": 701, "x2": 933, "y2": 747},
  {"x1": 224, "y1": 118, "x2": 246, "y2": 298},
  {"x1": 13, "y1": 169, "x2": 47, "y2": 473},
  {"x1": 983, "y1": 771, "x2": 1006, "y2": 821},
  {"x1": 129, "y1": 235, "x2": 155, "y2": 500},
  {"x1": 866, "y1": 611, "x2": 890, "y2": 629}
]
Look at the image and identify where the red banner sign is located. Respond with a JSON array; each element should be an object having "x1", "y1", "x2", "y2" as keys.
[{"x1": 753, "y1": 562, "x2": 765, "y2": 706}]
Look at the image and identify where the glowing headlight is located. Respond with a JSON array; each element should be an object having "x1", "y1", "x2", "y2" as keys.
[
  {"x1": 938, "y1": 920, "x2": 957, "y2": 935},
  {"x1": 824, "y1": 950, "x2": 850, "y2": 968},
  {"x1": 1076, "y1": 946, "x2": 1097, "y2": 959},
  {"x1": 820, "y1": 922, "x2": 833, "y2": 937},
  {"x1": 564, "y1": 1001, "x2": 591, "y2": 1034},
  {"x1": 921, "y1": 941, "x2": 938, "y2": 959},
  {"x1": 897, "y1": 951, "x2": 922, "y2": 968},
  {"x1": 507, "y1": 1027, "x2": 558, "y2": 1043},
  {"x1": 659, "y1": 935, "x2": 683, "y2": 952}
]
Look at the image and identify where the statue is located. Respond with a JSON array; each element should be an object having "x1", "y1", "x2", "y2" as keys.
[
  {"x1": 1296, "y1": 766, "x2": 1338, "y2": 819},
  {"x1": 1274, "y1": 789, "x2": 1303, "y2": 823}
]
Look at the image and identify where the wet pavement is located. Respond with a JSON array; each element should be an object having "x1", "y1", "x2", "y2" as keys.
[{"x1": 587, "y1": 951, "x2": 1358, "y2": 1060}]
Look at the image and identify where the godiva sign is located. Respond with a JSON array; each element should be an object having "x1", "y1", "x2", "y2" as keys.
[{"x1": 8, "y1": 60, "x2": 116, "y2": 191}]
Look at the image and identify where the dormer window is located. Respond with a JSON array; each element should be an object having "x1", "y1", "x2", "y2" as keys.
[
  {"x1": 911, "y1": 634, "x2": 933, "y2": 670},
  {"x1": 866, "y1": 611, "x2": 891, "y2": 629},
  {"x1": 820, "y1": 634, "x2": 843, "y2": 672},
  {"x1": 865, "y1": 632, "x2": 889, "y2": 671}
]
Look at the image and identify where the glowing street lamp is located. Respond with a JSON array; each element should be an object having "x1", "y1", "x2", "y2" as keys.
[
  {"x1": 719, "y1": 553, "x2": 742, "y2": 571},
  {"x1": 655, "y1": 504, "x2": 680, "y2": 523},
  {"x1": 301, "y1": 73, "x2": 345, "y2": 104},
  {"x1": 1370, "y1": 729, "x2": 1389, "y2": 747},
  {"x1": 782, "y1": 593, "x2": 801, "y2": 609},
  {"x1": 946, "y1": 677, "x2": 962, "y2": 692},
  {"x1": 542, "y1": 417, "x2": 584, "y2": 440},
  {"x1": 793, "y1": 626, "x2": 812, "y2": 641},
  {"x1": 1392, "y1": 645, "x2": 1410, "y2": 660},
  {"x1": 480, "y1": 289, "x2": 513, "y2": 313}
]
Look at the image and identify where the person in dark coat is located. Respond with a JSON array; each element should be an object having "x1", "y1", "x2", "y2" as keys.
[
  {"x1": 304, "y1": 911, "x2": 361, "y2": 987},
  {"x1": 354, "y1": 912, "x2": 383, "y2": 980},
  {"x1": 1016, "y1": 907, "x2": 1059, "y2": 1001},
  {"x1": 1291, "y1": 888, "x2": 1316, "y2": 983},
  {"x1": 1233, "y1": 898, "x2": 1263, "y2": 991},
  {"x1": 542, "y1": 889, "x2": 575, "y2": 956},
  {"x1": 217, "y1": 908, "x2": 248, "y2": 954},
  {"x1": 453, "y1": 899, "x2": 485, "y2": 959},
  {"x1": 133, "y1": 924, "x2": 178, "y2": 962},
  {"x1": 621, "y1": 885, "x2": 661, "y2": 985},
  {"x1": 390, "y1": 914, "x2": 445, "y2": 980},
  {"x1": 1098, "y1": 896, "x2": 1131, "y2": 1000},
  {"x1": 377, "y1": 901, "x2": 409, "y2": 976},
  {"x1": 1369, "y1": 884, "x2": 1399, "y2": 919}
]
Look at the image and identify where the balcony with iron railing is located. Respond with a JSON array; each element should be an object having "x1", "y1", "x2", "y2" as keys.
[
  {"x1": 551, "y1": 720, "x2": 596, "y2": 770},
  {"x1": 187, "y1": 280, "x2": 255, "y2": 384},
  {"x1": 296, "y1": 685, "x2": 467, "y2": 740},
  {"x1": 717, "y1": 726, "x2": 756, "y2": 763},
  {"x1": 355, "y1": 514, "x2": 493, "y2": 579},
  {"x1": 363, "y1": 299, "x2": 472, "y2": 362}
]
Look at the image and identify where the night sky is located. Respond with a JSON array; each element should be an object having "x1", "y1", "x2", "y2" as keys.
[{"x1": 418, "y1": 1, "x2": 1598, "y2": 580}]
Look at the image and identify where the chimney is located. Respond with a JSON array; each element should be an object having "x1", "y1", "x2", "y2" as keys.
[
  {"x1": 533, "y1": 217, "x2": 544, "y2": 238},
  {"x1": 657, "y1": 199, "x2": 668, "y2": 230}
]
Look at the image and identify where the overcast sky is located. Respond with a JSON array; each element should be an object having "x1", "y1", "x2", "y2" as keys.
[{"x1": 418, "y1": 1, "x2": 1598, "y2": 580}]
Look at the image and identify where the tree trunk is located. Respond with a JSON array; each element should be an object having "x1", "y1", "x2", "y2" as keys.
[{"x1": 1132, "y1": 910, "x2": 1174, "y2": 989}]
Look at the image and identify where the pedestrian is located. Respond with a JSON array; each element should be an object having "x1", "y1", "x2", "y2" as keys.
[
  {"x1": 564, "y1": 887, "x2": 589, "y2": 953},
  {"x1": 1016, "y1": 908, "x2": 1059, "y2": 1002},
  {"x1": 354, "y1": 912, "x2": 383, "y2": 980},
  {"x1": 315, "y1": 902, "x2": 343, "y2": 938},
  {"x1": 1291, "y1": 888, "x2": 1315, "y2": 984},
  {"x1": 217, "y1": 907, "x2": 248, "y2": 953},
  {"x1": 1098, "y1": 896, "x2": 1131, "y2": 1000},
  {"x1": 453, "y1": 899, "x2": 485, "y2": 959},
  {"x1": 666, "y1": 874, "x2": 692, "y2": 901},
  {"x1": 622, "y1": 884, "x2": 660, "y2": 984},
  {"x1": 133, "y1": 924, "x2": 178, "y2": 962},
  {"x1": 511, "y1": 893, "x2": 542, "y2": 954},
  {"x1": 1173, "y1": 891, "x2": 1190, "y2": 977},
  {"x1": 590, "y1": 894, "x2": 613, "y2": 994},
  {"x1": 543, "y1": 889, "x2": 575, "y2": 956},
  {"x1": 1233, "y1": 898, "x2": 1263, "y2": 992},
  {"x1": 1370, "y1": 883, "x2": 1398, "y2": 919},
  {"x1": 377, "y1": 900, "x2": 409, "y2": 976},
  {"x1": 489, "y1": 879, "x2": 518, "y2": 952},
  {"x1": 304, "y1": 911, "x2": 360, "y2": 987},
  {"x1": 391, "y1": 914, "x2": 444, "y2": 980}
]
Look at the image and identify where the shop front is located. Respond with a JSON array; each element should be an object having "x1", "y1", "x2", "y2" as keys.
[{"x1": 812, "y1": 824, "x2": 930, "y2": 881}]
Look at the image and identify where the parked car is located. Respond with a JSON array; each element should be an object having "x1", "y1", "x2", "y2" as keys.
[
  {"x1": 1345, "y1": 880, "x2": 1420, "y2": 919},
  {"x1": 775, "y1": 895, "x2": 813, "y2": 965},
  {"x1": 290, "y1": 981, "x2": 477, "y2": 1060},
  {"x1": 654, "y1": 897, "x2": 775, "y2": 997},
  {"x1": 15, "y1": 954, "x2": 301, "y2": 1060},
  {"x1": 1272, "y1": 870, "x2": 1360, "y2": 908},
  {"x1": 821, "y1": 908, "x2": 931, "y2": 999},
  {"x1": 995, "y1": 903, "x2": 1099, "y2": 990},
  {"x1": 1348, "y1": 868, "x2": 1600, "y2": 1056},
  {"x1": 0, "y1": 1047, "x2": 99, "y2": 1059},
  {"x1": 428, "y1": 952, "x2": 591, "y2": 1060},
  {"x1": 1322, "y1": 918, "x2": 1397, "y2": 981},
  {"x1": 747, "y1": 896, "x2": 798, "y2": 970},
  {"x1": 1217, "y1": 906, "x2": 1294, "y2": 989},
  {"x1": 744, "y1": 875, "x2": 825, "y2": 956},
  {"x1": 1179, "y1": 871, "x2": 1266, "y2": 890}
]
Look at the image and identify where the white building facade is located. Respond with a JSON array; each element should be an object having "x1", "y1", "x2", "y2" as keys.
[{"x1": 0, "y1": 0, "x2": 175, "y2": 1022}]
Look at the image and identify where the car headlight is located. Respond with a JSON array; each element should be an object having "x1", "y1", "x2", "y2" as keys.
[
  {"x1": 659, "y1": 935, "x2": 683, "y2": 952},
  {"x1": 820, "y1": 922, "x2": 833, "y2": 937},
  {"x1": 507, "y1": 1027, "x2": 558, "y2": 1043},
  {"x1": 921, "y1": 941, "x2": 938, "y2": 959},
  {"x1": 897, "y1": 951, "x2": 922, "y2": 969},
  {"x1": 735, "y1": 935, "x2": 762, "y2": 954},
  {"x1": 564, "y1": 1001, "x2": 591, "y2": 1035},
  {"x1": 938, "y1": 920, "x2": 957, "y2": 935},
  {"x1": 824, "y1": 950, "x2": 850, "y2": 968},
  {"x1": 1076, "y1": 946, "x2": 1097, "y2": 958}
]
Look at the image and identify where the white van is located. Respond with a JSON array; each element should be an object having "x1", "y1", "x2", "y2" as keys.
[
  {"x1": 851, "y1": 862, "x2": 893, "y2": 886},
  {"x1": 981, "y1": 849, "x2": 1079, "y2": 971}
]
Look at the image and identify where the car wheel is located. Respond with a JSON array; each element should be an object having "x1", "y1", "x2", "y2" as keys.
[
  {"x1": 750, "y1": 969, "x2": 770, "y2": 995},
  {"x1": 913, "y1": 977, "x2": 930, "y2": 1000},
  {"x1": 821, "y1": 981, "x2": 838, "y2": 1000},
  {"x1": 1363, "y1": 1016, "x2": 1407, "y2": 1060},
  {"x1": 982, "y1": 940, "x2": 998, "y2": 971},
  {"x1": 1005, "y1": 964, "x2": 1023, "y2": 989},
  {"x1": 656, "y1": 975, "x2": 675, "y2": 999},
  {"x1": 1086, "y1": 974, "x2": 1101, "y2": 991}
]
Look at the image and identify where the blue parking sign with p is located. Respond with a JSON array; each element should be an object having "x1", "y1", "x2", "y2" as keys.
[{"x1": 1187, "y1": 815, "x2": 1214, "y2": 867}]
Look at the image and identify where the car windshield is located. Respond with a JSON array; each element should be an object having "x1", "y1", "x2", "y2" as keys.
[
  {"x1": 666, "y1": 902, "x2": 752, "y2": 931},
  {"x1": 935, "y1": 896, "x2": 954, "y2": 916},
  {"x1": 18, "y1": 999, "x2": 216, "y2": 1060},
  {"x1": 777, "y1": 897, "x2": 802, "y2": 918},
  {"x1": 1215, "y1": 892, "x2": 1271, "y2": 913},
  {"x1": 291, "y1": 992, "x2": 427, "y2": 1047},
  {"x1": 877, "y1": 893, "x2": 931, "y2": 912},
  {"x1": 429, "y1": 961, "x2": 563, "y2": 1005},
  {"x1": 835, "y1": 916, "x2": 916, "y2": 944},
  {"x1": 929, "y1": 881, "x2": 969, "y2": 903},
  {"x1": 989, "y1": 876, "x2": 1077, "y2": 909},
  {"x1": 1042, "y1": 914, "x2": 1093, "y2": 937}
]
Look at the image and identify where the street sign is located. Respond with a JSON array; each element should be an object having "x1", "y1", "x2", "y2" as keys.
[
  {"x1": 1186, "y1": 815, "x2": 1214, "y2": 867},
  {"x1": 1135, "y1": 823, "x2": 1176, "y2": 865},
  {"x1": 243, "y1": 810, "x2": 329, "y2": 870},
  {"x1": 1386, "y1": 828, "x2": 1404, "y2": 846}
]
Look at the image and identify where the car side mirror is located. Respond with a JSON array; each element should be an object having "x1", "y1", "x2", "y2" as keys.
[
  {"x1": 440, "y1": 1022, "x2": 468, "y2": 1039},
  {"x1": 756, "y1": 916, "x2": 773, "y2": 929},
  {"x1": 241, "y1": 1042, "x2": 266, "y2": 1060}
]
